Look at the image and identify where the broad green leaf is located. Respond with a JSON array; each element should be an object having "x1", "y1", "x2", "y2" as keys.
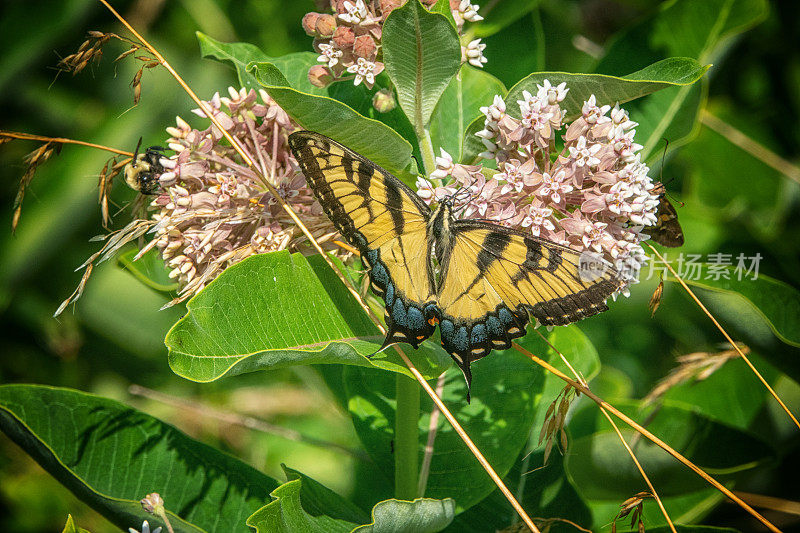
[
  {"x1": 428, "y1": 66, "x2": 506, "y2": 161},
  {"x1": 596, "y1": 0, "x2": 768, "y2": 160},
  {"x1": 632, "y1": 82, "x2": 705, "y2": 162},
  {"x1": 566, "y1": 400, "x2": 774, "y2": 499},
  {"x1": 382, "y1": 0, "x2": 462, "y2": 130},
  {"x1": 506, "y1": 58, "x2": 709, "y2": 122},
  {"x1": 665, "y1": 266, "x2": 800, "y2": 348},
  {"x1": 198, "y1": 32, "x2": 420, "y2": 171},
  {"x1": 0, "y1": 384, "x2": 280, "y2": 533},
  {"x1": 166, "y1": 251, "x2": 451, "y2": 382},
  {"x1": 248, "y1": 62, "x2": 414, "y2": 177},
  {"x1": 352, "y1": 498, "x2": 455, "y2": 533},
  {"x1": 247, "y1": 479, "x2": 357, "y2": 533},
  {"x1": 427, "y1": 0, "x2": 458, "y2": 29},
  {"x1": 283, "y1": 466, "x2": 371, "y2": 526},
  {"x1": 679, "y1": 105, "x2": 785, "y2": 236},
  {"x1": 344, "y1": 336, "x2": 545, "y2": 512},
  {"x1": 117, "y1": 247, "x2": 178, "y2": 293},
  {"x1": 660, "y1": 355, "x2": 778, "y2": 430},
  {"x1": 471, "y1": 0, "x2": 538, "y2": 38},
  {"x1": 198, "y1": 32, "x2": 325, "y2": 95},
  {"x1": 61, "y1": 515, "x2": 90, "y2": 533},
  {"x1": 246, "y1": 477, "x2": 454, "y2": 533}
]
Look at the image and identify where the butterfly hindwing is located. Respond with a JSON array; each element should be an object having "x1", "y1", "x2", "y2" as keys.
[
  {"x1": 435, "y1": 221, "x2": 621, "y2": 380},
  {"x1": 647, "y1": 182, "x2": 684, "y2": 247},
  {"x1": 288, "y1": 131, "x2": 437, "y2": 348}
]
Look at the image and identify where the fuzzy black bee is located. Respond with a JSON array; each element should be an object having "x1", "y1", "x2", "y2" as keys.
[{"x1": 124, "y1": 138, "x2": 165, "y2": 195}]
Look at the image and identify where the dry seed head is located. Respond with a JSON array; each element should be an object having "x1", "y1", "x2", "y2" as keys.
[{"x1": 649, "y1": 280, "x2": 663, "y2": 316}]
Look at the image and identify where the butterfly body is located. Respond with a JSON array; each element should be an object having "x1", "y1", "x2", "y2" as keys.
[{"x1": 289, "y1": 131, "x2": 621, "y2": 389}]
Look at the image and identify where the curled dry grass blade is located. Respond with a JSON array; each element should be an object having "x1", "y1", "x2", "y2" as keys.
[{"x1": 96, "y1": 1, "x2": 540, "y2": 531}]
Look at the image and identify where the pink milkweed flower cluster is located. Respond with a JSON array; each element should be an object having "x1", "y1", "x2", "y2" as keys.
[
  {"x1": 416, "y1": 81, "x2": 661, "y2": 294},
  {"x1": 304, "y1": 0, "x2": 485, "y2": 89},
  {"x1": 146, "y1": 87, "x2": 345, "y2": 305},
  {"x1": 62, "y1": 88, "x2": 344, "y2": 314}
]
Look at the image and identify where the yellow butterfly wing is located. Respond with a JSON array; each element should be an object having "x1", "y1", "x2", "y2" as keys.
[
  {"x1": 289, "y1": 131, "x2": 437, "y2": 347},
  {"x1": 435, "y1": 220, "x2": 621, "y2": 382}
]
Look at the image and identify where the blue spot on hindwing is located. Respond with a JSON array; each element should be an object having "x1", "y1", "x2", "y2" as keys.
[
  {"x1": 486, "y1": 316, "x2": 503, "y2": 338},
  {"x1": 385, "y1": 283, "x2": 395, "y2": 307},
  {"x1": 453, "y1": 327, "x2": 469, "y2": 351},
  {"x1": 498, "y1": 307, "x2": 515, "y2": 326},
  {"x1": 440, "y1": 319, "x2": 454, "y2": 340},
  {"x1": 392, "y1": 299, "x2": 407, "y2": 327},
  {"x1": 471, "y1": 324, "x2": 487, "y2": 345},
  {"x1": 371, "y1": 261, "x2": 388, "y2": 287},
  {"x1": 354, "y1": 233, "x2": 368, "y2": 249},
  {"x1": 407, "y1": 306, "x2": 424, "y2": 331}
]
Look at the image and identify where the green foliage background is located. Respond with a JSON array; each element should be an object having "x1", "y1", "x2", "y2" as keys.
[{"x1": 0, "y1": 0, "x2": 799, "y2": 531}]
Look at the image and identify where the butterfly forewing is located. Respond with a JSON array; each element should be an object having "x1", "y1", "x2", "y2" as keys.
[{"x1": 289, "y1": 131, "x2": 437, "y2": 347}]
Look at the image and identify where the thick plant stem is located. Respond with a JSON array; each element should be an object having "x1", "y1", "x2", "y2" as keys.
[
  {"x1": 418, "y1": 127, "x2": 437, "y2": 177},
  {"x1": 395, "y1": 372, "x2": 421, "y2": 500}
]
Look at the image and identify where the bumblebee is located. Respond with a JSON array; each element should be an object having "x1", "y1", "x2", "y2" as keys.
[{"x1": 124, "y1": 138, "x2": 166, "y2": 195}]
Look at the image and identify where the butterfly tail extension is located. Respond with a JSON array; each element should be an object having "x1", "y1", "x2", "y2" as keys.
[{"x1": 439, "y1": 304, "x2": 530, "y2": 402}]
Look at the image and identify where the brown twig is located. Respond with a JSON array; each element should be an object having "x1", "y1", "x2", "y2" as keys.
[
  {"x1": 97, "y1": 2, "x2": 539, "y2": 530},
  {"x1": 647, "y1": 243, "x2": 800, "y2": 432},
  {"x1": 0, "y1": 130, "x2": 133, "y2": 157}
]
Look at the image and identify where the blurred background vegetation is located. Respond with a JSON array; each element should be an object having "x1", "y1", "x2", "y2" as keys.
[{"x1": 1, "y1": 0, "x2": 798, "y2": 531}]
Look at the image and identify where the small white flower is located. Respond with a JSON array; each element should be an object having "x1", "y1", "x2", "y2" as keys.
[
  {"x1": 338, "y1": 0, "x2": 369, "y2": 24},
  {"x1": 581, "y1": 94, "x2": 611, "y2": 125},
  {"x1": 431, "y1": 148, "x2": 455, "y2": 179},
  {"x1": 464, "y1": 39, "x2": 487, "y2": 68},
  {"x1": 582, "y1": 221, "x2": 608, "y2": 252},
  {"x1": 536, "y1": 80, "x2": 569, "y2": 105},
  {"x1": 129, "y1": 520, "x2": 162, "y2": 533},
  {"x1": 459, "y1": 0, "x2": 483, "y2": 22},
  {"x1": 346, "y1": 57, "x2": 376, "y2": 86},
  {"x1": 610, "y1": 103, "x2": 638, "y2": 130},
  {"x1": 317, "y1": 43, "x2": 342, "y2": 68},
  {"x1": 537, "y1": 170, "x2": 572, "y2": 204},
  {"x1": 568, "y1": 136, "x2": 602, "y2": 167},
  {"x1": 519, "y1": 94, "x2": 553, "y2": 132},
  {"x1": 521, "y1": 206, "x2": 555, "y2": 236},
  {"x1": 480, "y1": 94, "x2": 506, "y2": 123},
  {"x1": 416, "y1": 177, "x2": 436, "y2": 204}
]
